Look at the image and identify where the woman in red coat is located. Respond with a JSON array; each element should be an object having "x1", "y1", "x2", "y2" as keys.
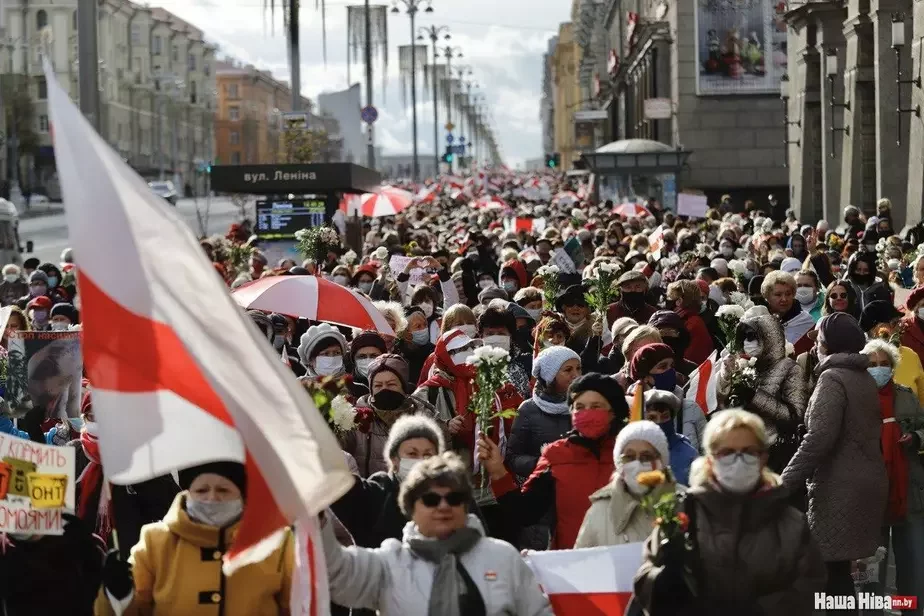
[
  {"x1": 666, "y1": 279, "x2": 714, "y2": 365},
  {"x1": 901, "y1": 286, "x2": 924, "y2": 362}
]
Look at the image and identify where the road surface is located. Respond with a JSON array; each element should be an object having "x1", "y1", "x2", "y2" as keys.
[{"x1": 19, "y1": 197, "x2": 250, "y2": 265}]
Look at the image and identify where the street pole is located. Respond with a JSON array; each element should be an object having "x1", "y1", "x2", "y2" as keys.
[
  {"x1": 77, "y1": 0, "x2": 100, "y2": 131},
  {"x1": 409, "y1": 8, "x2": 418, "y2": 182},
  {"x1": 172, "y1": 96, "x2": 180, "y2": 189},
  {"x1": 289, "y1": 0, "x2": 301, "y2": 111},
  {"x1": 364, "y1": 0, "x2": 375, "y2": 169},
  {"x1": 157, "y1": 95, "x2": 165, "y2": 181},
  {"x1": 431, "y1": 38, "x2": 438, "y2": 173}
]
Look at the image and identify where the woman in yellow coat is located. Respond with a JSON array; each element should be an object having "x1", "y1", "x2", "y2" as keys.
[{"x1": 94, "y1": 461, "x2": 294, "y2": 616}]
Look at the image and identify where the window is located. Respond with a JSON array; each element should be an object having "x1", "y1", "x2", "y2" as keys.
[
  {"x1": 38, "y1": 115, "x2": 48, "y2": 132},
  {"x1": 72, "y1": 10, "x2": 77, "y2": 30},
  {"x1": 153, "y1": 36, "x2": 162, "y2": 55},
  {"x1": 231, "y1": 151, "x2": 241, "y2": 164},
  {"x1": 36, "y1": 77, "x2": 47, "y2": 100},
  {"x1": 131, "y1": 24, "x2": 141, "y2": 45},
  {"x1": 230, "y1": 131, "x2": 240, "y2": 145},
  {"x1": 229, "y1": 106, "x2": 240, "y2": 121},
  {"x1": 172, "y1": 45, "x2": 178, "y2": 62},
  {"x1": 227, "y1": 83, "x2": 239, "y2": 99},
  {"x1": 189, "y1": 81, "x2": 197, "y2": 104},
  {"x1": 187, "y1": 53, "x2": 196, "y2": 72},
  {"x1": 36, "y1": 9, "x2": 47, "y2": 30},
  {"x1": 204, "y1": 63, "x2": 210, "y2": 76}
]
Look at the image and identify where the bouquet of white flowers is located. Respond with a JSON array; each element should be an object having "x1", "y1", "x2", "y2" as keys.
[
  {"x1": 467, "y1": 346, "x2": 517, "y2": 489},
  {"x1": 716, "y1": 292, "x2": 755, "y2": 353},
  {"x1": 584, "y1": 260, "x2": 620, "y2": 316},
  {"x1": 727, "y1": 356, "x2": 759, "y2": 408},
  {"x1": 342, "y1": 250, "x2": 358, "y2": 266},
  {"x1": 296, "y1": 226, "x2": 341, "y2": 264},
  {"x1": 536, "y1": 264, "x2": 561, "y2": 311}
]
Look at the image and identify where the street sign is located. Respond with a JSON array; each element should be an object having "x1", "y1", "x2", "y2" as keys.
[
  {"x1": 643, "y1": 98, "x2": 672, "y2": 120},
  {"x1": 446, "y1": 134, "x2": 455, "y2": 144},
  {"x1": 360, "y1": 105, "x2": 378, "y2": 124},
  {"x1": 282, "y1": 111, "x2": 309, "y2": 129},
  {"x1": 445, "y1": 122, "x2": 454, "y2": 131},
  {"x1": 450, "y1": 144, "x2": 466, "y2": 155},
  {"x1": 459, "y1": 136, "x2": 466, "y2": 144}
]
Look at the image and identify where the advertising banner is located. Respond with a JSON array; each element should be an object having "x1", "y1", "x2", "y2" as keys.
[{"x1": 695, "y1": 0, "x2": 787, "y2": 95}]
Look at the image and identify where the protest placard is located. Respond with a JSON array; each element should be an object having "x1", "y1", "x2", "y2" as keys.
[
  {"x1": 5, "y1": 331, "x2": 82, "y2": 421},
  {"x1": 677, "y1": 193, "x2": 709, "y2": 218},
  {"x1": 0, "y1": 431, "x2": 75, "y2": 534},
  {"x1": 389, "y1": 256, "x2": 430, "y2": 286}
]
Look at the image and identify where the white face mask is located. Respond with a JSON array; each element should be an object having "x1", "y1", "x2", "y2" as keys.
[
  {"x1": 314, "y1": 356, "x2": 344, "y2": 376},
  {"x1": 720, "y1": 247, "x2": 734, "y2": 258},
  {"x1": 452, "y1": 350, "x2": 474, "y2": 366},
  {"x1": 397, "y1": 457, "x2": 421, "y2": 481},
  {"x1": 712, "y1": 455, "x2": 762, "y2": 493},
  {"x1": 621, "y1": 461, "x2": 655, "y2": 496},
  {"x1": 185, "y1": 498, "x2": 244, "y2": 528},
  {"x1": 526, "y1": 308, "x2": 542, "y2": 320},
  {"x1": 419, "y1": 302, "x2": 435, "y2": 318},
  {"x1": 478, "y1": 280, "x2": 495, "y2": 290},
  {"x1": 483, "y1": 334, "x2": 510, "y2": 352},
  {"x1": 355, "y1": 358, "x2": 373, "y2": 378},
  {"x1": 795, "y1": 287, "x2": 815, "y2": 306},
  {"x1": 333, "y1": 275, "x2": 350, "y2": 286},
  {"x1": 50, "y1": 321, "x2": 69, "y2": 332},
  {"x1": 83, "y1": 421, "x2": 99, "y2": 436},
  {"x1": 917, "y1": 308, "x2": 924, "y2": 321},
  {"x1": 815, "y1": 344, "x2": 827, "y2": 362},
  {"x1": 742, "y1": 340, "x2": 761, "y2": 357},
  {"x1": 4, "y1": 274, "x2": 17, "y2": 283},
  {"x1": 358, "y1": 282, "x2": 373, "y2": 295},
  {"x1": 459, "y1": 324, "x2": 477, "y2": 339}
]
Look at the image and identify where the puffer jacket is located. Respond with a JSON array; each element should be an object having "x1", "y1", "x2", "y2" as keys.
[
  {"x1": 341, "y1": 394, "x2": 443, "y2": 478},
  {"x1": 321, "y1": 514, "x2": 554, "y2": 616},
  {"x1": 634, "y1": 482, "x2": 826, "y2": 615},
  {"x1": 505, "y1": 397, "x2": 573, "y2": 478},
  {"x1": 892, "y1": 384, "x2": 924, "y2": 517},
  {"x1": 781, "y1": 353, "x2": 888, "y2": 561},
  {"x1": 723, "y1": 312, "x2": 807, "y2": 454},
  {"x1": 574, "y1": 476, "x2": 679, "y2": 548}
]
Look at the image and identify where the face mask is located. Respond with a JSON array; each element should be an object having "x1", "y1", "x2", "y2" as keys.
[
  {"x1": 47, "y1": 276, "x2": 59, "y2": 289},
  {"x1": 700, "y1": 300, "x2": 708, "y2": 312},
  {"x1": 273, "y1": 336, "x2": 286, "y2": 351},
  {"x1": 743, "y1": 270, "x2": 755, "y2": 281},
  {"x1": 50, "y1": 321, "x2": 69, "y2": 332},
  {"x1": 411, "y1": 329, "x2": 430, "y2": 346},
  {"x1": 83, "y1": 421, "x2": 99, "y2": 436},
  {"x1": 372, "y1": 388, "x2": 407, "y2": 411},
  {"x1": 721, "y1": 247, "x2": 734, "y2": 258},
  {"x1": 815, "y1": 345, "x2": 827, "y2": 363},
  {"x1": 502, "y1": 280, "x2": 518, "y2": 293},
  {"x1": 478, "y1": 280, "x2": 495, "y2": 290},
  {"x1": 419, "y1": 302, "x2": 435, "y2": 318},
  {"x1": 30, "y1": 285, "x2": 46, "y2": 297},
  {"x1": 712, "y1": 455, "x2": 762, "y2": 493},
  {"x1": 333, "y1": 275, "x2": 350, "y2": 286},
  {"x1": 355, "y1": 358, "x2": 373, "y2": 378},
  {"x1": 314, "y1": 356, "x2": 344, "y2": 376},
  {"x1": 185, "y1": 498, "x2": 244, "y2": 528},
  {"x1": 572, "y1": 408, "x2": 612, "y2": 439},
  {"x1": 917, "y1": 308, "x2": 924, "y2": 321},
  {"x1": 32, "y1": 310, "x2": 48, "y2": 323},
  {"x1": 621, "y1": 460, "x2": 655, "y2": 496},
  {"x1": 742, "y1": 340, "x2": 761, "y2": 357},
  {"x1": 452, "y1": 350, "x2": 474, "y2": 366},
  {"x1": 483, "y1": 334, "x2": 510, "y2": 352},
  {"x1": 867, "y1": 366, "x2": 893, "y2": 388},
  {"x1": 397, "y1": 458, "x2": 421, "y2": 482},
  {"x1": 358, "y1": 282, "x2": 373, "y2": 295},
  {"x1": 621, "y1": 291, "x2": 645, "y2": 307},
  {"x1": 795, "y1": 287, "x2": 815, "y2": 305},
  {"x1": 652, "y1": 369, "x2": 677, "y2": 392},
  {"x1": 607, "y1": 238, "x2": 619, "y2": 246},
  {"x1": 526, "y1": 308, "x2": 542, "y2": 320},
  {"x1": 459, "y1": 324, "x2": 477, "y2": 339},
  {"x1": 4, "y1": 274, "x2": 17, "y2": 283}
]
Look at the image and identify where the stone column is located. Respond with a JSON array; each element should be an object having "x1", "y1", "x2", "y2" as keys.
[
  {"x1": 905, "y1": 0, "x2": 924, "y2": 229},
  {"x1": 789, "y1": 22, "x2": 824, "y2": 222},
  {"x1": 838, "y1": 9, "x2": 874, "y2": 219},
  {"x1": 871, "y1": 0, "x2": 912, "y2": 229},
  {"x1": 818, "y1": 13, "x2": 848, "y2": 225}
]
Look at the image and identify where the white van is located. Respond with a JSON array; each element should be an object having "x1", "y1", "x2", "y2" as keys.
[{"x1": 0, "y1": 199, "x2": 23, "y2": 266}]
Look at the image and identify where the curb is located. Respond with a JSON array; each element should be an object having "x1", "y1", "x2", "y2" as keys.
[{"x1": 17, "y1": 206, "x2": 65, "y2": 220}]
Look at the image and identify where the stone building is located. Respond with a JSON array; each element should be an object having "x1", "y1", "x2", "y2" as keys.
[
  {"x1": 549, "y1": 22, "x2": 582, "y2": 171},
  {"x1": 783, "y1": 0, "x2": 920, "y2": 231}
]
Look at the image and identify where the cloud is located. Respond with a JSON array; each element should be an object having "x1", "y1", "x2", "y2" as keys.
[{"x1": 159, "y1": 0, "x2": 571, "y2": 166}]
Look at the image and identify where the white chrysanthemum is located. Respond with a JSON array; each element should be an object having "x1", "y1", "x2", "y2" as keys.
[
  {"x1": 598, "y1": 261, "x2": 619, "y2": 274},
  {"x1": 329, "y1": 396, "x2": 357, "y2": 432},
  {"x1": 729, "y1": 292, "x2": 754, "y2": 310},
  {"x1": 373, "y1": 247, "x2": 389, "y2": 260},
  {"x1": 342, "y1": 250, "x2": 358, "y2": 265},
  {"x1": 736, "y1": 357, "x2": 749, "y2": 370},
  {"x1": 469, "y1": 345, "x2": 510, "y2": 366},
  {"x1": 295, "y1": 229, "x2": 309, "y2": 241},
  {"x1": 716, "y1": 304, "x2": 745, "y2": 319},
  {"x1": 728, "y1": 259, "x2": 747, "y2": 275}
]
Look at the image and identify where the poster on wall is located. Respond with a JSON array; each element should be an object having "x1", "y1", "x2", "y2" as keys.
[{"x1": 695, "y1": 0, "x2": 787, "y2": 95}]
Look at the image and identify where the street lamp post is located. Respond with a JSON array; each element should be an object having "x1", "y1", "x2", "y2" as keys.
[
  {"x1": 418, "y1": 24, "x2": 450, "y2": 174},
  {"x1": 392, "y1": 0, "x2": 433, "y2": 182}
]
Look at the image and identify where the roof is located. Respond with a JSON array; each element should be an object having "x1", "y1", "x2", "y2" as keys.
[{"x1": 596, "y1": 139, "x2": 675, "y2": 154}]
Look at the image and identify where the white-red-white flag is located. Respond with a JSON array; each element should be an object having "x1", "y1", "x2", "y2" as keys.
[
  {"x1": 686, "y1": 351, "x2": 719, "y2": 414},
  {"x1": 525, "y1": 543, "x2": 643, "y2": 615},
  {"x1": 45, "y1": 59, "x2": 352, "y2": 608}
]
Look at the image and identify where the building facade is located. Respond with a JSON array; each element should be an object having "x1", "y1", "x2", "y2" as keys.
[
  {"x1": 550, "y1": 22, "x2": 582, "y2": 170},
  {"x1": 540, "y1": 36, "x2": 558, "y2": 156},
  {"x1": 317, "y1": 83, "x2": 363, "y2": 165},
  {"x1": 784, "y1": 0, "x2": 921, "y2": 231},
  {"x1": 0, "y1": 0, "x2": 216, "y2": 198}
]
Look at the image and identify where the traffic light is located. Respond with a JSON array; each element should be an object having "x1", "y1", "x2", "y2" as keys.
[
  {"x1": 442, "y1": 146, "x2": 454, "y2": 163},
  {"x1": 545, "y1": 152, "x2": 560, "y2": 168}
]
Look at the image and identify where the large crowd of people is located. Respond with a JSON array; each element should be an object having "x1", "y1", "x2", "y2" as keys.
[{"x1": 3, "y1": 171, "x2": 924, "y2": 615}]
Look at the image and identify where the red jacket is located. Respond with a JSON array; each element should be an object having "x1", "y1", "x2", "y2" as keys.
[
  {"x1": 901, "y1": 315, "x2": 924, "y2": 362},
  {"x1": 493, "y1": 433, "x2": 615, "y2": 549},
  {"x1": 606, "y1": 300, "x2": 657, "y2": 328},
  {"x1": 682, "y1": 312, "x2": 714, "y2": 365}
]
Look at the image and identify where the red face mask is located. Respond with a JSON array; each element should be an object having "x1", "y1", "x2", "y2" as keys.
[{"x1": 572, "y1": 408, "x2": 612, "y2": 439}]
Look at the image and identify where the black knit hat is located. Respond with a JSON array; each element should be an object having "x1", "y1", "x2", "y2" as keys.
[
  {"x1": 859, "y1": 300, "x2": 902, "y2": 333},
  {"x1": 350, "y1": 331, "x2": 388, "y2": 360},
  {"x1": 178, "y1": 461, "x2": 247, "y2": 497},
  {"x1": 50, "y1": 303, "x2": 79, "y2": 324},
  {"x1": 568, "y1": 373, "x2": 629, "y2": 421}
]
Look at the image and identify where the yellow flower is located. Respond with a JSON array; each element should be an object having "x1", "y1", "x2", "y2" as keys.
[{"x1": 636, "y1": 469, "x2": 666, "y2": 489}]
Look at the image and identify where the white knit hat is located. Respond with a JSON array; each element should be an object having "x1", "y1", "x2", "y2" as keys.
[
  {"x1": 532, "y1": 345, "x2": 581, "y2": 384},
  {"x1": 297, "y1": 323, "x2": 348, "y2": 366},
  {"x1": 613, "y1": 420, "x2": 671, "y2": 470}
]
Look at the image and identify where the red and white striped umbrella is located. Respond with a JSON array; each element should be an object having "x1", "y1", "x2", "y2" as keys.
[
  {"x1": 613, "y1": 202, "x2": 653, "y2": 218},
  {"x1": 340, "y1": 185, "x2": 414, "y2": 217},
  {"x1": 554, "y1": 191, "x2": 580, "y2": 206},
  {"x1": 471, "y1": 196, "x2": 509, "y2": 210},
  {"x1": 232, "y1": 275, "x2": 395, "y2": 335},
  {"x1": 414, "y1": 186, "x2": 438, "y2": 204}
]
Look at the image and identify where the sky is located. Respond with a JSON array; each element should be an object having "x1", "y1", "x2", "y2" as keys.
[{"x1": 156, "y1": 0, "x2": 572, "y2": 168}]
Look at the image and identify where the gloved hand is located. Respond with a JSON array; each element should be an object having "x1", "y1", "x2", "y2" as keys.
[
  {"x1": 728, "y1": 381, "x2": 756, "y2": 407},
  {"x1": 103, "y1": 548, "x2": 134, "y2": 600},
  {"x1": 18, "y1": 406, "x2": 46, "y2": 443}
]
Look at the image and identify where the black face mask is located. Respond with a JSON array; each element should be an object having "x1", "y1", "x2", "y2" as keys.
[
  {"x1": 621, "y1": 291, "x2": 645, "y2": 308},
  {"x1": 662, "y1": 336, "x2": 685, "y2": 359},
  {"x1": 852, "y1": 272, "x2": 873, "y2": 285},
  {"x1": 372, "y1": 389, "x2": 407, "y2": 411},
  {"x1": 664, "y1": 298, "x2": 678, "y2": 310}
]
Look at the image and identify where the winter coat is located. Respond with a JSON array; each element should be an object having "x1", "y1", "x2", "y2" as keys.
[
  {"x1": 396, "y1": 338, "x2": 435, "y2": 387},
  {"x1": 895, "y1": 342, "x2": 924, "y2": 403},
  {"x1": 662, "y1": 424, "x2": 698, "y2": 486},
  {"x1": 681, "y1": 312, "x2": 713, "y2": 366},
  {"x1": 94, "y1": 492, "x2": 294, "y2": 616},
  {"x1": 574, "y1": 476, "x2": 679, "y2": 548},
  {"x1": 634, "y1": 483, "x2": 826, "y2": 615},
  {"x1": 341, "y1": 394, "x2": 443, "y2": 478},
  {"x1": 565, "y1": 320, "x2": 593, "y2": 355},
  {"x1": 0, "y1": 279, "x2": 27, "y2": 306},
  {"x1": 781, "y1": 353, "x2": 888, "y2": 562},
  {"x1": 626, "y1": 382, "x2": 706, "y2": 452},
  {"x1": 505, "y1": 398, "x2": 573, "y2": 478},
  {"x1": 492, "y1": 431, "x2": 616, "y2": 549},
  {"x1": 891, "y1": 384, "x2": 924, "y2": 517},
  {"x1": 606, "y1": 300, "x2": 656, "y2": 330},
  {"x1": 901, "y1": 315, "x2": 924, "y2": 366},
  {"x1": 722, "y1": 312, "x2": 808, "y2": 464},
  {"x1": 321, "y1": 514, "x2": 554, "y2": 616}
]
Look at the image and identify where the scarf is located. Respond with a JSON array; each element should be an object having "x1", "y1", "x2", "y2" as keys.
[
  {"x1": 407, "y1": 523, "x2": 483, "y2": 616},
  {"x1": 421, "y1": 331, "x2": 478, "y2": 448},
  {"x1": 77, "y1": 430, "x2": 112, "y2": 538},
  {"x1": 877, "y1": 382, "x2": 909, "y2": 523},
  {"x1": 532, "y1": 388, "x2": 570, "y2": 415}
]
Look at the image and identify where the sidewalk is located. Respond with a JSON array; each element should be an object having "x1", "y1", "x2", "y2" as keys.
[{"x1": 16, "y1": 203, "x2": 65, "y2": 219}]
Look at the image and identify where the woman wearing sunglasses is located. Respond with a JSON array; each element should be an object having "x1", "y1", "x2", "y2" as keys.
[
  {"x1": 822, "y1": 280, "x2": 859, "y2": 318},
  {"x1": 634, "y1": 410, "x2": 826, "y2": 615},
  {"x1": 320, "y1": 452, "x2": 554, "y2": 616}
]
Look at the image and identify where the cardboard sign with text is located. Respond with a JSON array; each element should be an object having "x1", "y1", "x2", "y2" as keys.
[
  {"x1": 5, "y1": 331, "x2": 82, "y2": 421},
  {"x1": 0, "y1": 432, "x2": 75, "y2": 534},
  {"x1": 389, "y1": 256, "x2": 430, "y2": 286}
]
